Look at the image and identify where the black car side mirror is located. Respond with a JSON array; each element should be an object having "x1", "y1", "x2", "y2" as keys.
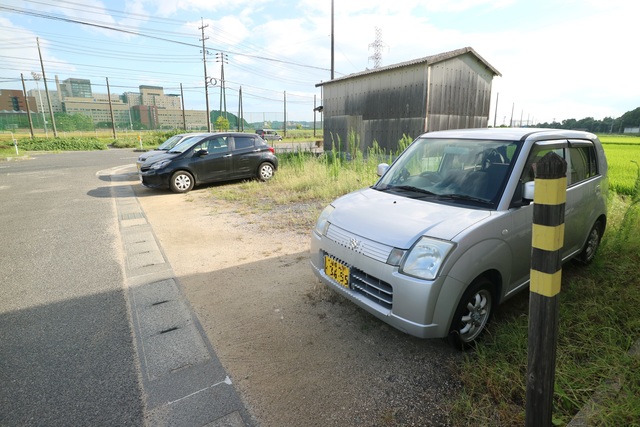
[{"x1": 194, "y1": 149, "x2": 208, "y2": 156}]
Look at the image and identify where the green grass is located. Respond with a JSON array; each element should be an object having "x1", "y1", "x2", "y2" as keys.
[{"x1": 448, "y1": 181, "x2": 640, "y2": 426}]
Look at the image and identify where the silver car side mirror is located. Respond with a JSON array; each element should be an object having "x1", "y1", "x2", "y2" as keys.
[
  {"x1": 523, "y1": 181, "x2": 535, "y2": 200},
  {"x1": 377, "y1": 163, "x2": 389, "y2": 177}
]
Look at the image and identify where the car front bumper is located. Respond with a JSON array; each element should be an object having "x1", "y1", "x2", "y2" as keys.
[
  {"x1": 139, "y1": 169, "x2": 171, "y2": 189},
  {"x1": 310, "y1": 227, "x2": 455, "y2": 339}
]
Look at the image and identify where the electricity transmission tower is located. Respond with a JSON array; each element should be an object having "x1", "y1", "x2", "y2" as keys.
[{"x1": 368, "y1": 27, "x2": 385, "y2": 69}]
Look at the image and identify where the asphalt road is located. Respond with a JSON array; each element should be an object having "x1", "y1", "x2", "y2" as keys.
[
  {"x1": 0, "y1": 149, "x2": 251, "y2": 426},
  {"x1": 0, "y1": 149, "x2": 143, "y2": 426}
]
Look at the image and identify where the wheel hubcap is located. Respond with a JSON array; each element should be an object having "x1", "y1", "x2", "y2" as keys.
[
  {"x1": 175, "y1": 175, "x2": 190, "y2": 190},
  {"x1": 261, "y1": 166, "x2": 273, "y2": 180},
  {"x1": 459, "y1": 291, "x2": 491, "y2": 342}
]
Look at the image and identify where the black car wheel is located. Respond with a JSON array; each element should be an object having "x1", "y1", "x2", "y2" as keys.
[
  {"x1": 170, "y1": 171, "x2": 194, "y2": 193},
  {"x1": 257, "y1": 162, "x2": 274, "y2": 181},
  {"x1": 448, "y1": 277, "x2": 494, "y2": 350},
  {"x1": 578, "y1": 220, "x2": 603, "y2": 264}
]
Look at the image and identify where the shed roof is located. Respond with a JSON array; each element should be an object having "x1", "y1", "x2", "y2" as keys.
[{"x1": 316, "y1": 46, "x2": 501, "y2": 87}]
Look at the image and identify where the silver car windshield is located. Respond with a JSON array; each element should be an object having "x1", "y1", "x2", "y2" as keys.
[
  {"x1": 375, "y1": 137, "x2": 518, "y2": 205},
  {"x1": 168, "y1": 136, "x2": 204, "y2": 153},
  {"x1": 156, "y1": 135, "x2": 183, "y2": 151}
]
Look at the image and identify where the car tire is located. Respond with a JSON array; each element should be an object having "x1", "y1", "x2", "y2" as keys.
[
  {"x1": 257, "y1": 162, "x2": 274, "y2": 181},
  {"x1": 577, "y1": 220, "x2": 603, "y2": 264},
  {"x1": 170, "y1": 171, "x2": 194, "y2": 193},
  {"x1": 448, "y1": 277, "x2": 494, "y2": 350}
]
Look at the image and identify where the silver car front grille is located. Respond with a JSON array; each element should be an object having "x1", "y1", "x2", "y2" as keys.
[
  {"x1": 323, "y1": 224, "x2": 395, "y2": 309},
  {"x1": 350, "y1": 268, "x2": 393, "y2": 309},
  {"x1": 325, "y1": 224, "x2": 393, "y2": 263}
]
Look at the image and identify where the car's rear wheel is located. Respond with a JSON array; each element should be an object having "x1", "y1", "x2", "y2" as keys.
[
  {"x1": 578, "y1": 220, "x2": 603, "y2": 264},
  {"x1": 170, "y1": 171, "x2": 194, "y2": 193},
  {"x1": 257, "y1": 162, "x2": 274, "y2": 181},
  {"x1": 448, "y1": 277, "x2": 494, "y2": 350}
]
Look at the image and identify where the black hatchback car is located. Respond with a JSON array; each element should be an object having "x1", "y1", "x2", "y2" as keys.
[{"x1": 139, "y1": 132, "x2": 278, "y2": 193}]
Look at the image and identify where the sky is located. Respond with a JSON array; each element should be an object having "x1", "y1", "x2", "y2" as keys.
[{"x1": 0, "y1": 0, "x2": 638, "y2": 125}]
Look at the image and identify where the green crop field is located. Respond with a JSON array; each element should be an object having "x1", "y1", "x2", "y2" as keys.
[{"x1": 599, "y1": 135, "x2": 640, "y2": 195}]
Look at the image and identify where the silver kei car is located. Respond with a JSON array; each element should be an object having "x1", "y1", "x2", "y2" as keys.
[{"x1": 310, "y1": 128, "x2": 608, "y2": 349}]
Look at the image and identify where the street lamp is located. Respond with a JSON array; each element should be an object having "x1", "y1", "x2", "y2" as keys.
[{"x1": 30, "y1": 72, "x2": 48, "y2": 137}]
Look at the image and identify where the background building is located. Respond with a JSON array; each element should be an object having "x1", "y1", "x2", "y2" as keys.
[
  {"x1": 0, "y1": 89, "x2": 36, "y2": 112},
  {"x1": 157, "y1": 109, "x2": 208, "y2": 130},
  {"x1": 139, "y1": 86, "x2": 181, "y2": 110},
  {"x1": 26, "y1": 89, "x2": 63, "y2": 113},
  {"x1": 63, "y1": 94, "x2": 130, "y2": 126},
  {"x1": 0, "y1": 89, "x2": 38, "y2": 130},
  {"x1": 2, "y1": 76, "x2": 201, "y2": 131},
  {"x1": 57, "y1": 78, "x2": 92, "y2": 99}
]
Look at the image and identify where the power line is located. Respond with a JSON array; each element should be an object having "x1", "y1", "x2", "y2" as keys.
[{"x1": 0, "y1": 5, "x2": 331, "y2": 72}]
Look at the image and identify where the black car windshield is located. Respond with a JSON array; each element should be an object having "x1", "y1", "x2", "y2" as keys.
[{"x1": 374, "y1": 137, "x2": 519, "y2": 207}]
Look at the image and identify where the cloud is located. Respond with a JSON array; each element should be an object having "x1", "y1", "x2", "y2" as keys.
[{"x1": 0, "y1": 18, "x2": 76, "y2": 78}]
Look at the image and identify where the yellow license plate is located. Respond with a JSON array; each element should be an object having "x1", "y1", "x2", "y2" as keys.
[{"x1": 324, "y1": 256, "x2": 350, "y2": 288}]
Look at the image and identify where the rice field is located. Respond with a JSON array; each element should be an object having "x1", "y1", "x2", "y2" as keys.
[{"x1": 599, "y1": 135, "x2": 640, "y2": 195}]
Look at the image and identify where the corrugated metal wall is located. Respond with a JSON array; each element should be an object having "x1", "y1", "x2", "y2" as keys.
[
  {"x1": 426, "y1": 53, "x2": 493, "y2": 132},
  {"x1": 322, "y1": 52, "x2": 495, "y2": 152}
]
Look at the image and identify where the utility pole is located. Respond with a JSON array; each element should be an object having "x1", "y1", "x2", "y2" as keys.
[
  {"x1": 36, "y1": 37, "x2": 57, "y2": 137},
  {"x1": 510, "y1": 103, "x2": 515, "y2": 128},
  {"x1": 331, "y1": 0, "x2": 334, "y2": 80},
  {"x1": 283, "y1": 91, "x2": 287, "y2": 137},
  {"x1": 199, "y1": 19, "x2": 211, "y2": 132},
  {"x1": 493, "y1": 93, "x2": 499, "y2": 128},
  {"x1": 20, "y1": 73, "x2": 35, "y2": 138},
  {"x1": 106, "y1": 77, "x2": 117, "y2": 140},
  {"x1": 180, "y1": 83, "x2": 186, "y2": 130}
]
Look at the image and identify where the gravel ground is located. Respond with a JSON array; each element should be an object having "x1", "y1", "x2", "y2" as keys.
[{"x1": 133, "y1": 184, "x2": 463, "y2": 427}]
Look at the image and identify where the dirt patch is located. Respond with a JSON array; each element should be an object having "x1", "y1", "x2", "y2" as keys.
[{"x1": 133, "y1": 185, "x2": 461, "y2": 427}]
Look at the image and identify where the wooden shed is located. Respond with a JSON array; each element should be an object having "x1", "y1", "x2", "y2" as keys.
[{"x1": 316, "y1": 46, "x2": 501, "y2": 151}]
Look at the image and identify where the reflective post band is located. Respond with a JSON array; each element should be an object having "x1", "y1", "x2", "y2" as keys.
[{"x1": 529, "y1": 155, "x2": 567, "y2": 298}]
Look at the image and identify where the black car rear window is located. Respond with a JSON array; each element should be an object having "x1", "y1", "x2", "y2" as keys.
[{"x1": 235, "y1": 136, "x2": 256, "y2": 150}]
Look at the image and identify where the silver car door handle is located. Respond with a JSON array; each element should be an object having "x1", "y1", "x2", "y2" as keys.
[{"x1": 224, "y1": 154, "x2": 232, "y2": 157}]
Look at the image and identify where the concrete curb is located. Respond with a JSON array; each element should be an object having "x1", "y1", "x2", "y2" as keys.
[{"x1": 107, "y1": 167, "x2": 256, "y2": 427}]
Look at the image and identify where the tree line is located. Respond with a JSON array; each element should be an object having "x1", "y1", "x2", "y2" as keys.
[{"x1": 533, "y1": 106, "x2": 640, "y2": 133}]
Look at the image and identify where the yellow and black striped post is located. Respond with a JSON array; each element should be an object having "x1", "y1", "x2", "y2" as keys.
[{"x1": 526, "y1": 151, "x2": 567, "y2": 427}]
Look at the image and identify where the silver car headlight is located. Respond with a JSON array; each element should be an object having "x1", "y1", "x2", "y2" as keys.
[
  {"x1": 314, "y1": 205, "x2": 334, "y2": 236},
  {"x1": 150, "y1": 159, "x2": 171, "y2": 170},
  {"x1": 400, "y1": 237, "x2": 454, "y2": 280}
]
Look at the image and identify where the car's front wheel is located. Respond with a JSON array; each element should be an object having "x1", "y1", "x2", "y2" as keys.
[
  {"x1": 257, "y1": 162, "x2": 274, "y2": 181},
  {"x1": 448, "y1": 277, "x2": 494, "y2": 350},
  {"x1": 170, "y1": 171, "x2": 194, "y2": 193}
]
